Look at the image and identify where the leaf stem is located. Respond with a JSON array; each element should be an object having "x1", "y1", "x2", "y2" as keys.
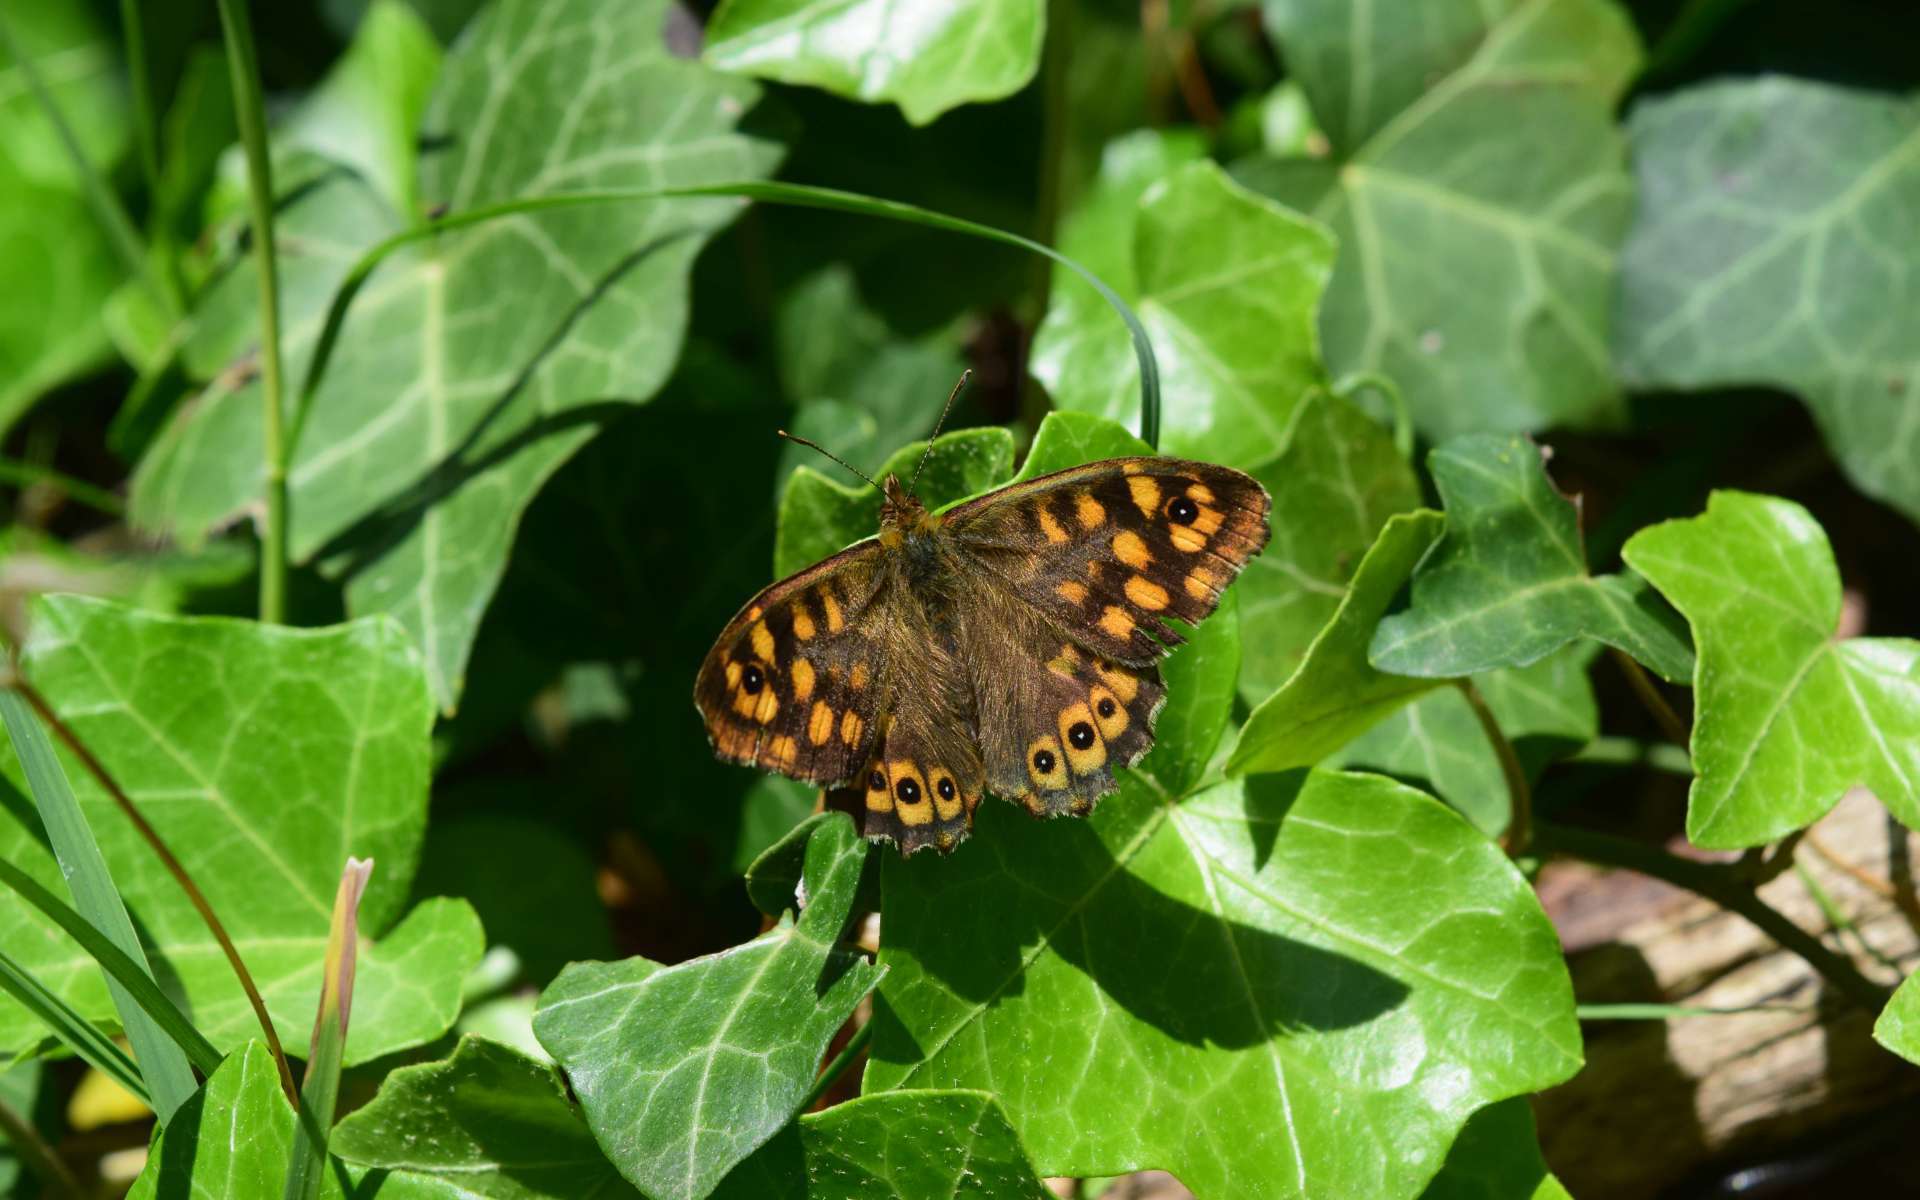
[
  {"x1": 215, "y1": 0, "x2": 290, "y2": 625},
  {"x1": 1609, "y1": 648, "x2": 1690, "y2": 749},
  {"x1": 1456, "y1": 678, "x2": 1530, "y2": 854},
  {"x1": 800, "y1": 1016, "x2": 872, "y2": 1111},
  {"x1": 7, "y1": 677, "x2": 299, "y2": 1104},
  {"x1": 0, "y1": 1089, "x2": 80, "y2": 1197},
  {"x1": 1532, "y1": 821, "x2": 1894, "y2": 1012}
]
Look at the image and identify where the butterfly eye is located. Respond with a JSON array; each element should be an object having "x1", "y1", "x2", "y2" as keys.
[
  {"x1": 1032, "y1": 748, "x2": 1056, "y2": 773},
  {"x1": 1167, "y1": 496, "x2": 1199, "y2": 524},
  {"x1": 936, "y1": 777, "x2": 956, "y2": 801},
  {"x1": 741, "y1": 663, "x2": 766, "y2": 694},
  {"x1": 868, "y1": 770, "x2": 886, "y2": 791},
  {"x1": 895, "y1": 776, "x2": 922, "y2": 804},
  {"x1": 1096, "y1": 697, "x2": 1117, "y2": 718},
  {"x1": 1067, "y1": 721, "x2": 1096, "y2": 750}
]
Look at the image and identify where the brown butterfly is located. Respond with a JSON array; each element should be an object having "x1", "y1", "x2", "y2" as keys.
[{"x1": 695, "y1": 379, "x2": 1271, "y2": 854}]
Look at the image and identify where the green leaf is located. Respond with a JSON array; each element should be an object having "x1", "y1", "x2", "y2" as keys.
[
  {"x1": 1331, "y1": 646, "x2": 1599, "y2": 836},
  {"x1": 0, "y1": 595, "x2": 482, "y2": 1065},
  {"x1": 332, "y1": 1035, "x2": 639, "y2": 1199},
  {"x1": 1370, "y1": 434, "x2": 1693, "y2": 683},
  {"x1": 129, "y1": 1042, "x2": 347, "y2": 1200},
  {"x1": 773, "y1": 426, "x2": 1016, "y2": 578},
  {"x1": 1239, "y1": 390, "x2": 1422, "y2": 701},
  {"x1": 717, "y1": 1090, "x2": 1052, "y2": 1199},
  {"x1": 534, "y1": 813, "x2": 883, "y2": 1200},
  {"x1": 1249, "y1": 0, "x2": 1641, "y2": 437},
  {"x1": 1614, "y1": 78, "x2": 1920, "y2": 526},
  {"x1": 704, "y1": 0, "x2": 1044, "y2": 126},
  {"x1": 131, "y1": 0, "x2": 784, "y2": 711},
  {"x1": 1417, "y1": 1098, "x2": 1570, "y2": 1200},
  {"x1": 868, "y1": 760, "x2": 1581, "y2": 1196},
  {"x1": 0, "y1": 945, "x2": 146, "y2": 1104},
  {"x1": 1877, "y1": 972, "x2": 1920, "y2": 1066},
  {"x1": 1622, "y1": 490, "x2": 1920, "y2": 848},
  {"x1": 1229, "y1": 511, "x2": 1446, "y2": 777},
  {"x1": 1008, "y1": 410, "x2": 1153, "y2": 481},
  {"x1": 1032, "y1": 157, "x2": 1334, "y2": 469}
]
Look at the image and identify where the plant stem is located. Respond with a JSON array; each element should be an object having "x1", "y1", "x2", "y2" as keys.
[
  {"x1": 1532, "y1": 821, "x2": 1894, "y2": 1012},
  {"x1": 215, "y1": 0, "x2": 290, "y2": 625},
  {"x1": 1805, "y1": 826, "x2": 1920, "y2": 929},
  {"x1": 1610, "y1": 648, "x2": 1691, "y2": 749},
  {"x1": 9, "y1": 677, "x2": 299, "y2": 1104},
  {"x1": 800, "y1": 1017, "x2": 872, "y2": 1111},
  {"x1": 1457, "y1": 678, "x2": 1530, "y2": 855},
  {"x1": 0, "y1": 458, "x2": 125, "y2": 517},
  {"x1": 0, "y1": 1091, "x2": 80, "y2": 1197}
]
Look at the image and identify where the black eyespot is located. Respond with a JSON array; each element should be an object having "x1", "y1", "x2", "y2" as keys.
[
  {"x1": 1168, "y1": 496, "x2": 1199, "y2": 524},
  {"x1": 868, "y1": 770, "x2": 886, "y2": 791},
  {"x1": 741, "y1": 663, "x2": 765, "y2": 693},
  {"x1": 895, "y1": 777, "x2": 921, "y2": 804},
  {"x1": 1068, "y1": 721, "x2": 1096, "y2": 750},
  {"x1": 936, "y1": 777, "x2": 956, "y2": 801},
  {"x1": 1096, "y1": 698, "x2": 1117, "y2": 718},
  {"x1": 1032, "y1": 748, "x2": 1056, "y2": 774}
]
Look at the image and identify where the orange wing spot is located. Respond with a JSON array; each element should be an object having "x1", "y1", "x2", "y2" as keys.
[
  {"x1": 1191, "y1": 505, "x2": 1224, "y2": 536},
  {"x1": 840, "y1": 710, "x2": 865, "y2": 746},
  {"x1": 1185, "y1": 567, "x2": 1219, "y2": 600},
  {"x1": 850, "y1": 662, "x2": 869, "y2": 690},
  {"x1": 888, "y1": 760, "x2": 933, "y2": 827},
  {"x1": 809, "y1": 701, "x2": 835, "y2": 745},
  {"x1": 1170, "y1": 526, "x2": 1208, "y2": 553},
  {"x1": 747, "y1": 605, "x2": 763, "y2": 620},
  {"x1": 1125, "y1": 575, "x2": 1170, "y2": 611},
  {"x1": 865, "y1": 764, "x2": 893, "y2": 812},
  {"x1": 1120, "y1": 461, "x2": 1144, "y2": 475},
  {"x1": 731, "y1": 689, "x2": 758, "y2": 719},
  {"x1": 1127, "y1": 475, "x2": 1161, "y2": 518},
  {"x1": 1056, "y1": 580, "x2": 1089, "y2": 605},
  {"x1": 1093, "y1": 660, "x2": 1140, "y2": 703},
  {"x1": 1090, "y1": 684, "x2": 1129, "y2": 740},
  {"x1": 1026, "y1": 735, "x2": 1068, "y2": 790},
  {"x1": 1075, "y1": 493, "x2": 1106, "y2": 530},
  {"x1": 1059, "y1": 701, "x2": 1108, "y2": 773},
  {"x1": 820, "y1": 588, "x2": 845, "y2": 633},
  {"x1": 1186, "y1": 483, "x2": 1217, "y2": 504},
  {"x1": 791, "y1": 657, "x2": 815, "y2": 700},
  {"x1": 1112, "y1": 531, "x2": 1151, "y2": 569},
  {"x1": 1036, "y1": 504, "x2": 1068, "y2": 544},
  {"x1": 753, "y1": 690, "x2": 780, "y2": 725},
  {"x1": 1046, "y1": 642, "x2": 1079, "y2": 679},
  {"x1": 725, "y1": 661, "x2": 742, "y2": 689},
  {"x1": 793, "y1": 608, "x2": 816, "y2": 641},
  {"x1": 1099, "y1": 606, "x2": 1135, "y2": 642},
  {"x1": 714, "y1": 723, "x2": 757, "y2": 758},
  {"x1": 750, "y1": 621, "x2": 776, "y2": 662},
  {"x1": 768, "y1": 736, "x2": 798, "y2": 770}
]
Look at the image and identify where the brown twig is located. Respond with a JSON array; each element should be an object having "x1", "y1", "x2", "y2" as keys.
[
  {"x1": 1457, "y1": 678, "x2": 1531, "y2": 855},
  {"x1": 9, "y1": 677, "x2": 298, "y2": 1105},
  {"x1": 1610, "y1": 648, "x2": 1691, "y2": 750},
  {"x1": 1806, "y1": 826, "x2": 1920, "y2": 931}
]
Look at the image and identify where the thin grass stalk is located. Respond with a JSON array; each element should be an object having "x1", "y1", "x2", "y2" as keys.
[
  {"x1": 0, "y1": 949, "x2": 147, "y2": 1105},
  {"x1": 282, "y1": 858, "x2": 371, "y2": 1200},
  {"x1": 213, "y1": 0, "x2": 290, "y2": 624},
  {"x1": 0, "y1": 1089, "x2": 81, "y2": 1196},
  {"x1": 0, "y1": 458, "x2": 125, "y2": 517}
]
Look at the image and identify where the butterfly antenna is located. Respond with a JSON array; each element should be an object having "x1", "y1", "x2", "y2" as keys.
[
  {"x1": 777, "y1": 430, "x2": 884, "y2": 494},
  {"x1": 908, "y1": 368, "x2": 972, "y2": 496}
]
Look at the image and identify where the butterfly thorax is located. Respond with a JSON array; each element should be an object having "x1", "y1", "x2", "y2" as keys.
[{"x1": 877, "y1": 474, "x2": 943, "y2": 551}]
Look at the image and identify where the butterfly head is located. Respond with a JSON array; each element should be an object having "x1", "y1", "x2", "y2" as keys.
[{"x1": 878, "y1": 474, "x2": 941, "y2": 545}]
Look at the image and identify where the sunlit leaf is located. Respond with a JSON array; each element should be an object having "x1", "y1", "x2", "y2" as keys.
[
  {"x1": 1878, "y1": 972, "x2": 1920, "y2": 1066},
  {"x1": 1418, "y1": 1097, "x2": 1571, "y2": 1200},
  {"x1": 1622, "y1": 490, "x2": 1920, "y2": 848}
]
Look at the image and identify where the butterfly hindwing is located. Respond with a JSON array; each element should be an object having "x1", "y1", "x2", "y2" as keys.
[
  {"x1": 945, "y1": 458, "x2": 1271, "y2": 666},
  {"x1": 692, "y1": 542, "x2": 890, "y2": 784}
]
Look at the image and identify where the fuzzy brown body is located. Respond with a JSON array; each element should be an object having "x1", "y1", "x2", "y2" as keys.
[{"x1": 694, "y1": 459, "x2": 1271, "y2": 854}]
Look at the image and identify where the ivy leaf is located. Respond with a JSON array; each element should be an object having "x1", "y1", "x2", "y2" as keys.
[
  {"x1": 332, "y1": 1035, "x2": 639, "y2": 1199},
  {"x1": 717, "y1": 1090, "x2": 1052, "y2": 1198},
  {"x1": 774, "y1": 426, "x2": 1015, "y2": 577},
  {"x1": 1622, "y1": 490, "x2": 1920, "y2": 848},
  {"x1": 705, "y1": 0, "x2": 1044, "y2": 126},
  {"x1": 1369, "y1": 434, "x2": 1693, "y2": 683},
  {"x1": 131, "y1": 0, "x2": 784, "y2": 711},
  {"x1": 1248, "y1": 0, "x2": 1641, "y2": 437},
  {"x1": 1230, "y1": 511, "x2": 1446, "y2": 777},
  {"x1": 1418, "y1": 1098, "x2": 1571, "y2": 1200},
  {"x1": 534, "y1": 813, "x2": 883, "y2": 1200},
  {"x1": 869, "y1": 583, "x2": 1579, "y2": 1196},
  {"x1": 1031, "y1": 157, "x2": 1335, "y2": 470},
  {"x1": 1878, "y1": 973, "x2": 1920, "y2": 1066},
  {"x1": 1239, "y1": 390, "x2": 1422, "y2": 701},
  {"x1": 1333, "y1": 646, "x2": 1599, "y2": 837},
  {"x1": 0, "y1": 596, "x2": 482, "y2": 1064},
  {"x1": 1615, "y1": 78, "x2": 1920, "y2": 526},
  {"x1": 128, "y1": 1043, "x2": 346, "y2": 1199}
]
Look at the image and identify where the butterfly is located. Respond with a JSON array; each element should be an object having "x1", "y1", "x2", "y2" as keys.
[{"x1": 695, "y1": 381, "x2": 1271, "y2": 855}]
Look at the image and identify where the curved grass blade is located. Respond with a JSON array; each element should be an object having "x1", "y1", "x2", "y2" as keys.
[
  {"x1": 0, "y1": 690, "x2": 200, "y2": 1119},
  {"x1": 288, "y1": 181, "x2": 1162, "y2": 454},
  {"x1": 282, "y1": 857, "x2": 371, "y2": 1200},
  {"x1": 0, "y1": 948, "x2": 148, "y2": 1105}
]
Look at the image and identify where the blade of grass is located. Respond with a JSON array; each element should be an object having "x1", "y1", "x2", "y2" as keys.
[
  {"x1": 282, "y1": 858, "x2": 371, "y2": 1200},
  {"x1": 1576, "y1": 1002, "x2": 1813, "y2": 1020},
  {"x1": 0, "y1": 1087, "x2": 81, "y2": 1196},
  {"x1": 6, "y1": 677, "x2": 297, "y2": 1104},
  {"x1": 0, "y1": 857, "x2": 221, "y2": 1075},
  {"x1": 0, "y1": 949, "x2": 147, "y2": 1106},
  {"x1": 288, "y1": 181, "x2": 1163, "y2": 455},
  {"x1": 0, "y1": 691, "x2": 197, "y2": 1120},
  {"x1": 213, "y1": 0, "x2": 290, "y2": 624},
  {"x1": 0, "y1": 458, "x2": 125, "y2": 518}
]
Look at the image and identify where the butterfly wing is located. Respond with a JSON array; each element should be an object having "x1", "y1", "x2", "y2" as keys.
[
  {"x1": 849, "y1": 652, "x2": 986, "y2": 856},
  {"x1": 693, "y1": 541, "x2": 892, "y2": 784},
  {"x1": 944, "y1": 458, "x2": 1271, "y2": 666}
]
